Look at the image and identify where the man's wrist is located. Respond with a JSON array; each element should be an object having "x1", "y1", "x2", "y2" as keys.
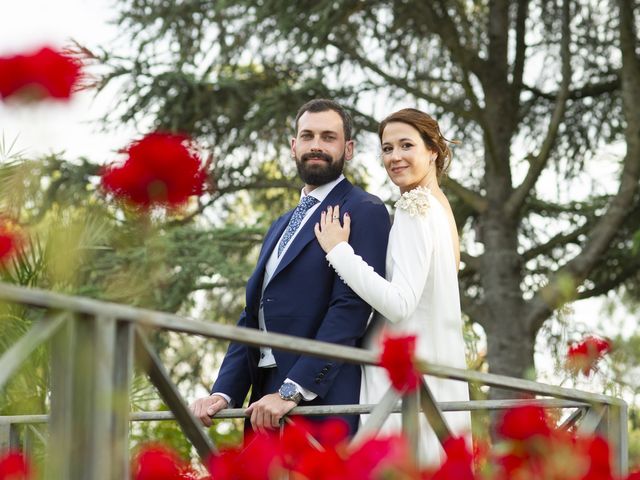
[
  {"x1": 210, "y1": 392, "x2": 232, "y2": 407},
  {"x1": 278, "y1": 382, "x2": 303, "y2": 404}
]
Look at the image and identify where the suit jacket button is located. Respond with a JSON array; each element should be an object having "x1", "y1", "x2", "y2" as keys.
[{"x1": 315, "y1": 377, "x2": 321, "y2": 383}]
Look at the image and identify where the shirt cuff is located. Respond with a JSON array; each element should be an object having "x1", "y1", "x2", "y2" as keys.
[
  {"x1": 285, "y1": 378, "x2": 317, "y2": 401},
  {"x1": 210, "y1": 392, "x2": 232, "y2": 407}
]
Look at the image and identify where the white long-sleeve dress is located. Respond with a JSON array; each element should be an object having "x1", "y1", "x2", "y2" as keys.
[{"x1": 325, "y1": 186, "x2": 471, "y2": 466}]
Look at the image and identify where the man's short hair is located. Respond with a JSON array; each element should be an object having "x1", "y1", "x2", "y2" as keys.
[{"x1": 294, "y1": 99, "x2": 353, "y2": 140}]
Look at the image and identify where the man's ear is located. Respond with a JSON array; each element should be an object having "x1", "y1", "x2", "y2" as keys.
[
  {"x1": 290, "y1": 137, "x2": 297, "y2": 158},
  {"x1": 344, "y1": 140, "x2": 355, "y2": 161}
]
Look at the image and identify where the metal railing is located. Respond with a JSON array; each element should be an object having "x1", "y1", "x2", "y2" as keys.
[{"x1": 0, "y1": 282, "x2": 628, "y2": 479}]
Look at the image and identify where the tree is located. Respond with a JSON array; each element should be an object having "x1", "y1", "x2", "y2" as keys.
[{"x1": 96, "y1": 0, "x2": 640, "y2": 390}]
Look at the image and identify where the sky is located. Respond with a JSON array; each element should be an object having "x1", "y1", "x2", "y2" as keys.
[
  {"x1": 0, "y1": 1, "x2": 636, "y2": 395},
  {"x1": 0, "y1": 0, "x2": 133, "y2": 164}
]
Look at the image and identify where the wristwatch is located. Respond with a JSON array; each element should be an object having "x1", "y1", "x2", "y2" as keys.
[{"x1": 278, "y1": 382, "x2": 303, "y2": 404}]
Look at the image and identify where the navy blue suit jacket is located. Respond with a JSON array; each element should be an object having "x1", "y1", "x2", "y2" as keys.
[{"x1": 212, "y1": 179, "x2": 390, "y2": 430}]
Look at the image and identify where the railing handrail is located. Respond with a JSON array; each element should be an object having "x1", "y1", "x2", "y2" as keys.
[
  {"x1": 0, "y1": 399, "x2": 592, "y2": 426},
  {"x1": 0, "y1": 281, "x2": 630, "y2": 476},
  {"x1": 0, "y1": 282, "x2": 625, "y2": 406}
]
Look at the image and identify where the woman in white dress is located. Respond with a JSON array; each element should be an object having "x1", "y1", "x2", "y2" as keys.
[{"x1": 314, "y1": 108, "x2": 471, "y2": 466}]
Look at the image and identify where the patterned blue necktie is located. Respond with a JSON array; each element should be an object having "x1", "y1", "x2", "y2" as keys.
[{"x1": 278, "y1": 195, "x2": 320, "y2": 256}]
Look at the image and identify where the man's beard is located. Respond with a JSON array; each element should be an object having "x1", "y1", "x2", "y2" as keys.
[{"x1": 296, "y1": 151, "x2": 345, "y2": 186}]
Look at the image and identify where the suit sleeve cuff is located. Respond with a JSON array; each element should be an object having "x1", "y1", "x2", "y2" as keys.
[
  {"x1": 286, "y1": 378, "x2": 317, "y2": 401},
  {"x1": 211, "y1": 392, "x2": 233, "y2": 407}
]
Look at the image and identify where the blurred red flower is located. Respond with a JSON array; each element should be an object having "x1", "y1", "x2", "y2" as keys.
[
  {"x1": 379, "y1": 334, "x2": 421, "y2": 392},
  {"x1": 496, "y1": 404, "x2": 551, "y2": 441},
  {"x1": 132, "y1": 444, "x2": 197, "y2": 480},
  {"x1": 208, "y1": 431, "x2": 282, "y2": 480},
  {"x1": 0, "y1": 219, "x2": 22, "y2": 266},
  {"x1": 0, "y1": 451, "x2": 30, "y2": 480},
  {"x1": 566, "y1": 335, "x2": 612, "y2": 376},
  {"x1": 101, "y1": 132, "x2": 208, "y2": 209},
  {"x1": 347, "y1": 435, "x2": 413, "y2": 479},
  {"x1": 0, "y1": 46, "x2": 81, "y2": 102},
  {"x1": 428, "y1": 437, "x2": 475, "y2": 480}
]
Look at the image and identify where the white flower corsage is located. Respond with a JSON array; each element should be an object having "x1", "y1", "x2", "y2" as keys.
[{"x1": 395, "y1": 186, "x2": 431, "y2": 217}]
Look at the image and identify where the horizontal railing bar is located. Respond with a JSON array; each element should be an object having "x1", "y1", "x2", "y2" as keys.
[
  {"x1": 0, "y1": 399, "x2": 590, "y2": 425},
  {"x1": 0, "y1": 282, "x2": 624, "y2": 406}
]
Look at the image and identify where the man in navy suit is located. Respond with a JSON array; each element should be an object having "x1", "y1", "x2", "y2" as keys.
[{"x1": 190, "y1": 99, "x2": 390, "y2": 433}]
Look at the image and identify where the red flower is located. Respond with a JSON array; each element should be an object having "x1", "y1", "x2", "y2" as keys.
[
  {"x1": 566, "y1": 335, "x2": 612, "y2": 376},
  {"x1": 209, "y1": 431, "x2": 282, "y2": 480},
  {"x1": 132, "y1": 444, "x2": 197, "y2": 480},
  {"x1": 379, "y1": 334, "x2": 421, "y2": 393},
  {"x1": 0, "y1": 451, "x2": 30, "y2": 480},
  {"x1": 496, "y1": 404, "x2": 551, "y2": 441},
  {"x1": 0, "y1": 46, "x2": 81, "y2": 101},
  {"x1": 0, "y1": 219, "x2": 22, "y2": 266},
  {"x1": 347, "y1": 435, "x2": 413, "y2": 479},
  {"x1": 577, "y1": 435, "x2": 614, "y2": 480},
  {"x1": 101, "y1": 133, "x2": 207, "y2": 209},
  {"x1": 429, "y1": 437, "x2": 475, "y2": 480}
]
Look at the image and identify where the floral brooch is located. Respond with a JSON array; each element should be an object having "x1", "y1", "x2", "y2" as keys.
[{"x1": 395, "y1": 186, "x2": 431, "y2": 216}]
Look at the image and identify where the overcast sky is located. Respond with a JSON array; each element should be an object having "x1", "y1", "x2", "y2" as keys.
[{"x1": 0, "y1": 0, "x2": 132, "y2": 163}]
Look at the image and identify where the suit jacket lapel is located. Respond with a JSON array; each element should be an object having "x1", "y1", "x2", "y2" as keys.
[
  {"x1": 246, "y1": 213, "x2": 292, "y2": 305},
  {"x1": 271, "y1": 179, "x2": 353, "y2": 280}
]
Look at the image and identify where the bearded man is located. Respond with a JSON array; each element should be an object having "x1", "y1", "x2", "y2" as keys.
[{"x1": 190, "y1": 99, "x2": 390, "y2": 434}]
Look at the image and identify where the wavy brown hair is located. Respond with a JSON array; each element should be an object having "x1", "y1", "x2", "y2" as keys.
[{"x1": 378, "y1": 108, "x2": 456, "y2": 179}]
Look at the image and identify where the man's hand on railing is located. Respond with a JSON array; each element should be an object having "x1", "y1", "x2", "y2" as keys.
[
  {"x1": 245, "y1": 393, "x2": 297, "y2": 434},
  {"x1": 189, "y1": 394, "x2": 228, "y2": 427}
]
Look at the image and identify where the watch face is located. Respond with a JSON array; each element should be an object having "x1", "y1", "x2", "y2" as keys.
[{"x1": 280, "y1": 383, "x2": 297, "y2": 398}]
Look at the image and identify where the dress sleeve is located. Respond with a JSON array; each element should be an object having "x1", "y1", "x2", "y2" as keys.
[{"x1": 325, "y1": 208, "x2": 433, "y2": 324}]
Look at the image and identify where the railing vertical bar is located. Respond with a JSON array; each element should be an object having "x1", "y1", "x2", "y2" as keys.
[
  {"x1": 606, "y1": 402, "x2": 628, "y2": 476},
  {"x1": 135, "y1": 327, "x2": 216, "y2": 462},
  {"x1": 559, "y1": 407, "x2": 587, "y2": 431},
  {"x1": 47, "y1": 315, "x2": 74, "y2": 479},
  {"x1": 577, "y1": 406, "x2": 605, "y2": 436},
  {"x1": 0, "y1": 423, "x2": 19, "y2": 451},
  {"x1": 402, "y1": 389, "x2": 420, "y2": 462},
  {"x1": 351, "y1": 387, "x2": 402, "y2": 446},
  {"x1": 112, "y1": 321, "x2": 134, "y2": 480},
  {"x1": 23, "y1": 425, "x2": 33, "y2": 461},
  {"x1": 91, "y1": 316, "x2": 117, "y2": 480},
  {"x1": 419, "y1": 378, "x2": 452, "y2": 445},
  {"x1": 0, "y1": 314, "x2": 66, "y2": 392}
]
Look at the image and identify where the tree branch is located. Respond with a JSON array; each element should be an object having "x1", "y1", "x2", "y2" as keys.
[
  {"x1": 511, "y1": 0, "x2": 530, "y2": 101},
  {"x1": 506, "y1": 0, "x2": 572, "y2": 218},
  {"x1": 522, "y1": 223, "x2": 591, "y2": 261},
  {"x1": 441, "y1": 177, "x2": 488, "y2": 213},
  {"x1": 422, "y1": 1, "x2": 487, "y2": 79},
  {"x1": 328, "y1": 41, "x2": 477, "y2": 122},
  {"x1": 524, "y1": 0, "x2": 640, "y2": 334},
  {"x1": 523, "y1": 77, "x2": 620, "y2": 101},
  {"x1": 577, "y1": 258, "x2": 640, "y2": 300}
]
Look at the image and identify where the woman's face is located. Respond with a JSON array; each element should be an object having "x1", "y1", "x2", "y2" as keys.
[{"x1": 381, "y1": 121, "x2": 436, "y2": 193}]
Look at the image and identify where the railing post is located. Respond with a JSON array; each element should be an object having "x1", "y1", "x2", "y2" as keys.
[
  {"x1": 602, "y1": 402, "x2": 628, "y2": 477},
  {"x1": 91, "y1": 316, "x2": 119, "y2": 480},
  {"x1": 112, "y1": 321, "x2": 134, "y2": 480},
  {"x1": 402, "y1": 389, "x2": 420, "y2": 462},
  {"x1": 47, "y1": 315, "x2": 74, "y2": 479},
  {"x1": 0, "y1": 422, "x2": 20, "y2": 452},
  {"x1": 47, "y1": 315, "x2": 125, "y2": 480}
]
